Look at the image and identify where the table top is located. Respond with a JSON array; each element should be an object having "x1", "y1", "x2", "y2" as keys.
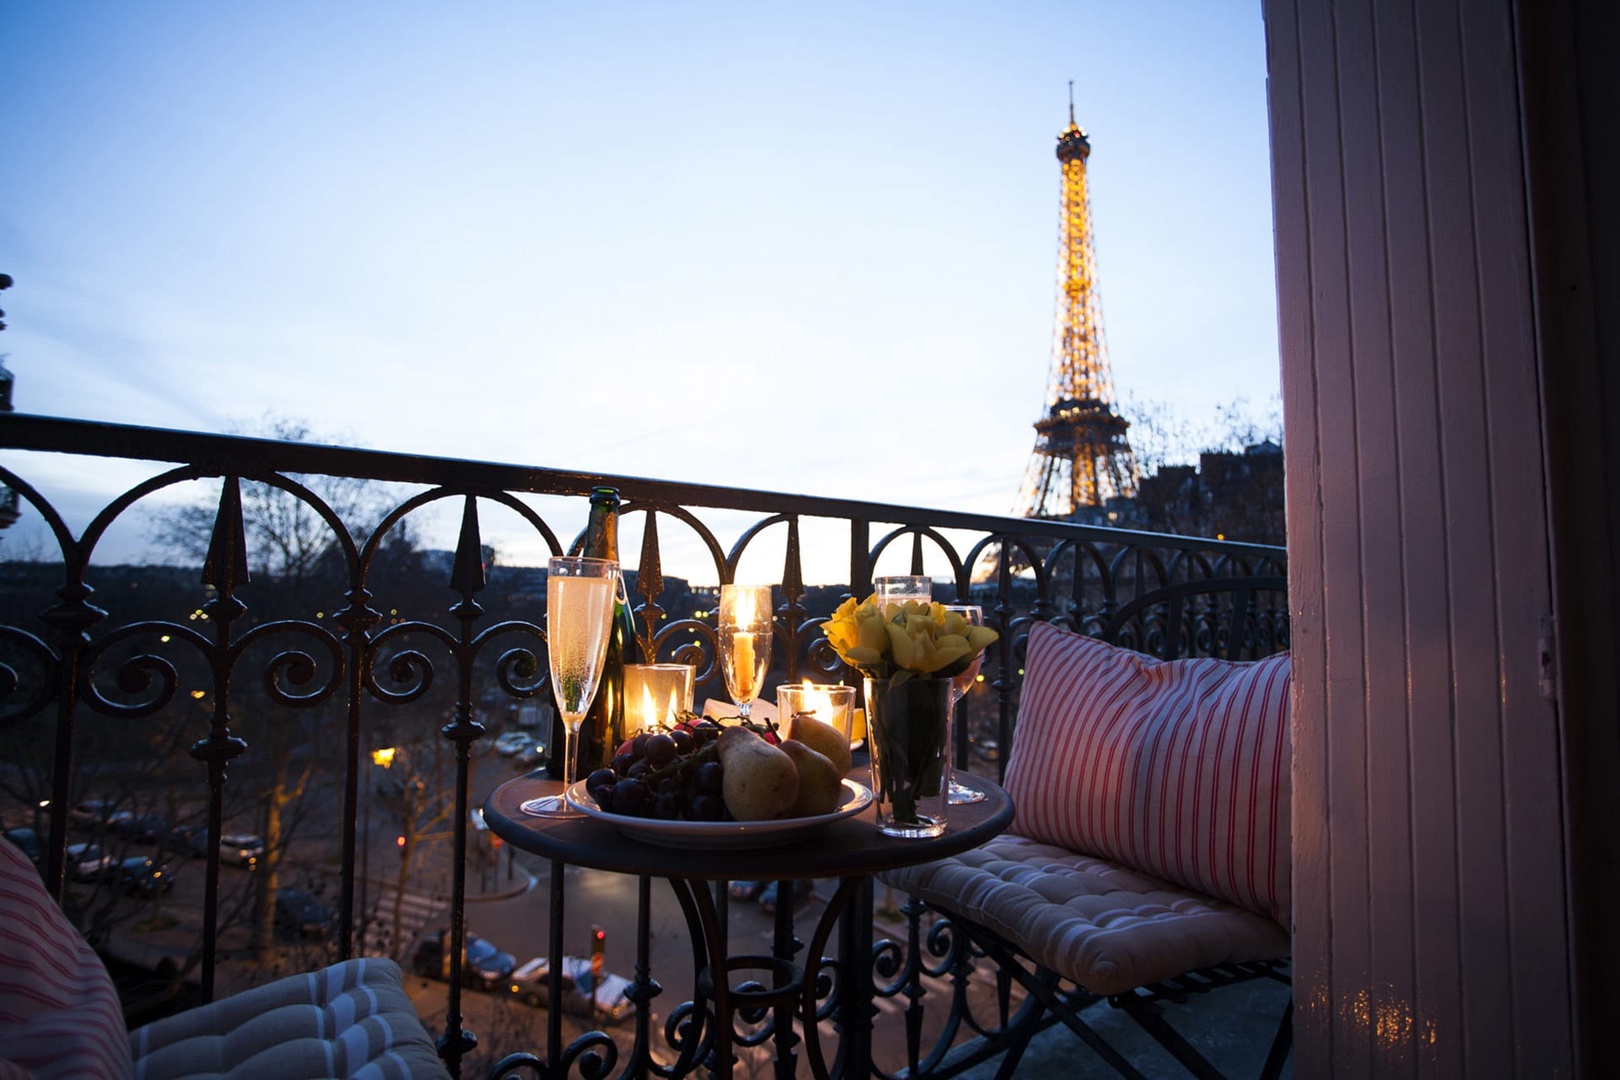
[{"x1": 483, "y1": 768, "x2": 1014, "y2": 881}]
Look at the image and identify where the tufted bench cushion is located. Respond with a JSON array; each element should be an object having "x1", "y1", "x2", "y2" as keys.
[
  {"x1": 129, "y1": 958, "x2": 451, "y2": 1080},
  {"x1": 879, "y1": 832, "x2": 1289, "y2": 997}
]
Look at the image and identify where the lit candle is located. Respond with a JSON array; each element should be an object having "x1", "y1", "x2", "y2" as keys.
[
  {"x1": 802, "y1": 681, "x2": 834, "y2": 725},
  {"x1": 734, "y1": 631, "x2": 755, "y2": 687},
  {"x1": 624, "y1": 664, "x2": 696, "y2": 732},
  {"x1": 776, "y1": 680, "x2": 856, "y2": 742},
  {"x1": 718, "y1": 584, "x2": 773, "y2": 714}
]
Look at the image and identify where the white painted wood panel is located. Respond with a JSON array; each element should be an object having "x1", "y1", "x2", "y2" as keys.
[
  {"x1": 1264, "y1": 0, "x2": 1573, "y2": 1074},
  {"x1": 1262, "y1": 1, "x2": 1336, "y2": 1074},
  {"x1": 1371, "y1": 1, "x2": 1466, "y2": 1073}
]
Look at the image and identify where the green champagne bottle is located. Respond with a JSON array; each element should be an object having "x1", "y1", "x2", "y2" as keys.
[{"x1": 546, "y1": 487, "x2": 637, "y2": 780}]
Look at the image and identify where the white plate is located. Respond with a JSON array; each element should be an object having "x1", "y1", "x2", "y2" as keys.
[{"x1": 564, "y1": 778, "x2": 873, "y2": 850}]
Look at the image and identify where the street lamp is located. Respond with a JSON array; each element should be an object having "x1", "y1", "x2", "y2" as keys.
[{"x1": 358, "y1": 746, "x2": 399, "y2": 956}]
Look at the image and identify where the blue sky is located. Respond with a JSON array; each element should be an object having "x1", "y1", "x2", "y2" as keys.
[{"x1": 0, "y1": 2, "x2": 1278, "y2": 574}]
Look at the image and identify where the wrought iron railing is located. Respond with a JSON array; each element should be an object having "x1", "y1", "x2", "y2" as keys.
[{"x1": 0, "y1": 412, "x2": 1286, "y2": 1076}]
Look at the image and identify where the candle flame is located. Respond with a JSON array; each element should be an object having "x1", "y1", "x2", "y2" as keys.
[{"x1": 721, "y1": 584, "x2": 768, "y2": 625}]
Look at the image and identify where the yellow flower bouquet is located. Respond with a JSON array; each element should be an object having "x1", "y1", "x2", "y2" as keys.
[
  {"x1": 821, "y1": 597, "x2": 999, "y2": 836},
  {"x1": 821, "y1": 597, "x2": 1000, "y2": 684}
]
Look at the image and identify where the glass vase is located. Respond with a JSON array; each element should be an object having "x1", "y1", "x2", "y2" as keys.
[{"x1": 862, "y1": 674, "x2": 951, "y2": 838}]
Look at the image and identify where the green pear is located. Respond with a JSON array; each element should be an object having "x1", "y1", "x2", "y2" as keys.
[
  {"x1": 788, "y1": 713, "x2": 853, "y2": 779},
  {"x1": 780, "y1": 739, "x2": 843, "y2": 817},
  {"x1": 717, "y1": 726, "x2": 799, "y2": 820}
]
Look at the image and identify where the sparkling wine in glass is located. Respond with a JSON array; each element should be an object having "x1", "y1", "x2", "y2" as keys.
[
  {"x1": 944, "y1": 604, "x2": 988, "y2": 805},
  {"x1": 521, "y1": 556, "x2": 619, "y2": 817},
  {"x1": 718, "y1": 584, "x2": 773, "y2": 721}
]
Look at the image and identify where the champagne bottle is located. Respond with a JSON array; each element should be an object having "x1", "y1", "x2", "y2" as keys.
[{"x1": 545, "y1": 487, "x2": 637, "y2": 780}]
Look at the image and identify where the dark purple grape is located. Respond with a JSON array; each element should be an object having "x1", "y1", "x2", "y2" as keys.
[
  {"x1": 631, "y1": 732, "x2": 650, "y2": 757},
  {"x1": 611, "y1": 752, "x2": 635, "y2": 776},
  {"x1": 586, "y1": 768, "x2": 617, "y2": 807},
  {"x1": 610, "y1": 778, "x2": 652, "y2": 817},
  {"x1": 644, "y1": 732, "x2": 677, "y2": 767},
  {"x1": 627, "y1": 758, "x2": 650, "y2": 780},
  {"x1": 697, "y1": 761, "x2": 723, "y2": 791},
  {"x1": 688, "y1": 793, "x2": 723, "y2": 821},
  {"x1": 670, "y1": 729, "x2": 694, "y2": 755},
  {"x1": 652, "y1": 792, "x2": 681, "y2": 820}
]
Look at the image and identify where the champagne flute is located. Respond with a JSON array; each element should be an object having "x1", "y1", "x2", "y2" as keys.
[
  {"x1": 943, "y1": 604, "x2": 988, "y2": 804},
  {"x1": 718, "y1": 584, "x2": 773, "y2": 722},
  {"x1": 521, "y1": 556, "x2": 620, "y2": 817}
]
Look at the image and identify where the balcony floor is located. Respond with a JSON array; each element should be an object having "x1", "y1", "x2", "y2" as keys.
[{"x1": 956, "y1": 974, "x2": 1293, "y2": 1080}]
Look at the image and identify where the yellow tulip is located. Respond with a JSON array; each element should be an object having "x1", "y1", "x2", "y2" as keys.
[{"x1": 820, "y1": 590, "x2": 999, "y2": 678}]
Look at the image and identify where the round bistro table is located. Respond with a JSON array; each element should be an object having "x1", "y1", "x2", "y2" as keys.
[{"x1": 484, "y1": 768, "x2": 1012, "y2": 1080}]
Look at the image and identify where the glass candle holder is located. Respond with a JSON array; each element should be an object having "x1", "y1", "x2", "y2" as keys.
[
  {"x1": 776, "y1": 681, "x2": 856, "y2": 743},
  {"x1": 624, "y1": 663, "x2": 696, "y2": 733},
  {"x1": 718, "y1": 584, "x2": 773, "y2": 721},
  {"x1": 873, "y1": 574, "x2": 933, "y2": 610}
]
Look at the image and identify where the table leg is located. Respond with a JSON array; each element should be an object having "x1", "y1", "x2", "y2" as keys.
[
  {"x1": 839, "y1": 876, "x2": 877, "y2": 1080},
  {"x1": 664, "y1": 878, "x2": 725, "y2": 1077},
  {"x1": 626, "y1": 875, "x2": 662, "y2": 1080},
  {"x1": 770, "y1": 879, "x2": 802, "y2": 1079},
  {"x1": 796, "y1": 875, "x2": 866, "y2": 1080},
  {"x1": 548, "y1": 858, "x2": 566, "y2": 1077}
]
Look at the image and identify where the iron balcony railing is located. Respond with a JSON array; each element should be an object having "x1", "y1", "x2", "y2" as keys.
[{"x1": 0, "y1": 412, "x2": 1287, "y2": 1076}]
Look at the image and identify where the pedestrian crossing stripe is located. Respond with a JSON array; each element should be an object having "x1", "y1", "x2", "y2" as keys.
[{"x1": 361, "y1": 888, "x2": 445, "y2": 954}]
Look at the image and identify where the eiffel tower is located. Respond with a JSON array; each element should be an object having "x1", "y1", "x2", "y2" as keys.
[{"x1": 1012, "y1": 95, "x2": 1138, "y2": 522}]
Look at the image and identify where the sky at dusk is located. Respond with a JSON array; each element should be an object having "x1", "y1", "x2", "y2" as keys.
[{"x1": 0, "y1": 2, "x2": 1280, "y2": 577}]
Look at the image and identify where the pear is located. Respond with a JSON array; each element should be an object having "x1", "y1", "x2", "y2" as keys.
[
  {"x1": 787, "y1": 713, "x2": 853, "y2": 779},
  {"x1": 717, "y1": 726, "x2": 800, "y2": 820},
  {"x1": 780, "y1": 739, "x2": 844, "y2": 817}
]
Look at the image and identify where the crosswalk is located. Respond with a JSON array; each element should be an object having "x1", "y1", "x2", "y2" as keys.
[{"x1": 359, "y1": 886, "x2": 445, "y2": 959}]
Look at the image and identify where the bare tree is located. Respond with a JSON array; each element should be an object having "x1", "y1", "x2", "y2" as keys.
[
  {"x1": 1119, "y1": 394, "x2": 1286, "y2": 545},
  {"x1": 146, "y1": 415, "x2": 410, "y2": 961},
  {"x1": 148, "y1": 414, "x2": 388, "y2": 586}
]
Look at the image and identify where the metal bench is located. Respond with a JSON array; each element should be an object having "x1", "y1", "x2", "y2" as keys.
[{"x1": 877, "y1": 578, "x2": 1293, "y2": 1080}]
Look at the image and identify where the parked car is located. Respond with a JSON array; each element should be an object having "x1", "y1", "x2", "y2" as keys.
[
  {"x1": 412, "y1": 929, "x2": 517, "y2": 991},
  {"x1": 508, "y1": 955, "x2": 634, "y2": 1024},
  {"x1": 68, "y1": 799, "x2": 127, "y2": 830},
  {"x1": 118, "y1": 856, "x2": 173, "y2": 897},
  {"x1": 115, "y1": 813, "x2": 169, "y2": 843},
  {"x1": 512, "y1": 701, "x2": 550, "y2": 730},
  {"x1": 493, "y1": 731, "x2": 535, "y2": 757},
  {"x1": 66, "y1": 842, "x2": 116, "y2": 881},
  {"x1": 2, "y1": 827, "x2": 41, "y2": 865},
  {"x1": 274, "y1": 887, "x2": 335, "y2": 941},
  {"x1": 219, "y1": 834, "x2": 265, "y2": 868},
  {"x1": 166, "y1": 823, "x2": 208, "y2": 853}
]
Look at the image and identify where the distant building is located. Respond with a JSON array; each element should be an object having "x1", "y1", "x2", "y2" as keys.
[{"x1": 1122, "y1": 439, "x2": 1285, "y2": 546}]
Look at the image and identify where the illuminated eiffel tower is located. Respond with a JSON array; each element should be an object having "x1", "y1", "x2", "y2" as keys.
[{"x1": 1012, "y1": 95, "x2": 1138, "y2": 521}]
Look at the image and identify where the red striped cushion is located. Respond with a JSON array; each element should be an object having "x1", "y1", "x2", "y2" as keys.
[
  {"x1": 0, "y1": 836, "x2": 134, "y2": 1079},
  {"x1": 1004, "y1": 621, "x2": 1292, "y2": 925}
]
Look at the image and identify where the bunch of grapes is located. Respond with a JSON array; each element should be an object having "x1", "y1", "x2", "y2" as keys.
[{"x1": 585, "y1": 718, "x2": 731, "y2": 822}]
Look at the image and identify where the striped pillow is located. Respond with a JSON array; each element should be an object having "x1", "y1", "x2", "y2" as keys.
[
  {"x1": 1004, "y1": 621, "x2": 1292, "y2": 925},
  {"x1": 0, "y1": 835, "x2": 135, "y2": 1080}
]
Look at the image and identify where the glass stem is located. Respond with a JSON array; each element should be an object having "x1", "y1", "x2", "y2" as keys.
[{"x1": 561, "y1": 720, "x2": 581, "y2": 790}]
